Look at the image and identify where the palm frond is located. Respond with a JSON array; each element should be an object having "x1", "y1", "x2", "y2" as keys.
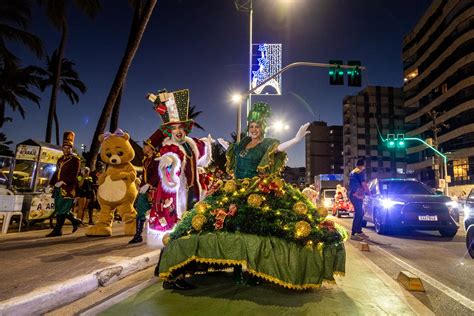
[{"x1": 73, "y1": 0, "x2": 102, "y2": 19}]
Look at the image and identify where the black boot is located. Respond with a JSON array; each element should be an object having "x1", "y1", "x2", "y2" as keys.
[
  {"x1": 128, "y1": 218, "x2": 145, "y2": 244},
  {"x1": 66, "y1": 213, "x2": 81, "y2": 233},
  {"x1": 46, "y1": 215, "x2": 65, "y2": 237}
]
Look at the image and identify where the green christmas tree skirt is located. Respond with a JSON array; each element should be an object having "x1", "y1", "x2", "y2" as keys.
[{"x1": 157, "y1": 232, "x2": 346, "y2": 290}]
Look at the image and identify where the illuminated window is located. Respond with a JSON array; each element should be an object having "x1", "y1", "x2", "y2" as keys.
[
  {"x1": 453, "y1": 159, "x2": 469, "y2": 181},
  {"x1": 403, "y1": 68, "x2": 419, "y2": 83}
]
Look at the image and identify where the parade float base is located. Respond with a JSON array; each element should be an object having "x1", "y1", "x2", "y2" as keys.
[{"x1": 157, "y1": 232, "x2": 346, "y2": 290}]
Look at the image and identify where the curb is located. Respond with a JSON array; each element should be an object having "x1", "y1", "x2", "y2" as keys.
[{"x1": 0, "y1": 250, "x2": 161, "y2": 316}]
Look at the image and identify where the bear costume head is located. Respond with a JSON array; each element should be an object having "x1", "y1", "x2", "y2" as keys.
[{"x1": 99, "y1": 129, "x2": 135, "y2": 165}]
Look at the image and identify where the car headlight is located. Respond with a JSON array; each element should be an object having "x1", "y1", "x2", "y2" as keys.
[
  {"x1": 323, "y1": 199, "x2": 332, "y2": 207},
  {"x1": 464, "y1": 206, "x2": 471, "y2": 218},
  {"x1": 381, "y1": 199, "x2": 405, "y2": 209}
]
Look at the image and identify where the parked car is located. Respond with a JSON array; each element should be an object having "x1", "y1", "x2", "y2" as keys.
[
  {"x1": 362, "y1": 178, "x2": 459, "y2": 237},
  {"x1": 320, "y1": 189, "x2": 336, "y2": 209},
  {"x1": 464, "y1": 189, "x2": 474, "y2": 258}
]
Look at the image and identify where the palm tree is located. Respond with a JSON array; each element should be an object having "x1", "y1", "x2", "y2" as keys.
[
  {"x1": 189, "y1": 105, "x2": 205, "y2": 131},
  {"x1": 0, "y1": 62, "x2": 42, "y2": 127},
  {"x1": 36, "y1": 49, "x2": 87, "y2": 145},
  {"x1": 88, "y1": 0, "x2": 157, "y2": 170},
  {"x1": 37, "y1": 0, "x2": 101, "y2": 143},
  {"x1": 0, "y1": 132, "x2": 14, "y2": 156},
  {"x1": 0, "y1": 0, "x2": 43, "y2": 64},
  {"x1": 109, "y1": 0, "x2": 143, "y2": 133}
]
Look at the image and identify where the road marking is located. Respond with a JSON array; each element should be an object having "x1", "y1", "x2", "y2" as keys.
[{"x1": 375, "y1": 245, "x2": 474, "y2": 312}]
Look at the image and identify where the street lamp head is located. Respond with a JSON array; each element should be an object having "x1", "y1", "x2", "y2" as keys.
[{"x1": 231, "y1": 94, "x2": 242, "y2": 103}]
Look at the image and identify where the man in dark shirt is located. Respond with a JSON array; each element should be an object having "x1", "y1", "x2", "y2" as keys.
[
  {"x1": 46, "y1": 131, "x2": 81, "y2": 237},
  {"x1": 348, "y1": 158, "x2": 369, "y2": 240}
]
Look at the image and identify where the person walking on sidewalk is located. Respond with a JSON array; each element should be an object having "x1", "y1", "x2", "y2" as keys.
[
  {"x1": 46, "y1": 131, "x2": 82, "y2": 237},
  {"x1": 348, "y1": 158, "x2": 370, "y2": 241},
  {"x1": 129, "y1": 130, "x2": 163, "y2": 244},
  {"x1": 76, "y1": 167, "x2": 94, "y2": 226}
]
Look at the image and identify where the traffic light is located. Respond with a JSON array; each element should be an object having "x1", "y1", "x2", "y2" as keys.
[
  {"x1": 387, "y1": 134, "x2": 396, "y2": 148},
  {"x1": 386, "y1": 134, "x2": 406, "y2": 149},
  {"x1": 329, "y1": 60, "x2": 344, "y2": 85},
  {"x1": 396, "y1": 134, "x2": 406, "y2": 148},
  {"x1": 347, "y1": 60, "x2": 361, "y2": 87}
]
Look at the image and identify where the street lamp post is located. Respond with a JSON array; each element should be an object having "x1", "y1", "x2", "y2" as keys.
[
  {"x1": 232, "y1": 94, "x2": 243, "y2": 142},
  {"x1": 248, "y1": 0, "x2": 253, "y2": 118}
]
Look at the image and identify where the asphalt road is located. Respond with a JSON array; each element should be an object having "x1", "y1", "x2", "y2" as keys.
[{"x1": 332, "y1": 214, "x2": 474, "y2": 316}]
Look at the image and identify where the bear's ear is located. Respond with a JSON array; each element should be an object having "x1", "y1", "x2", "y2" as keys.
[
  {"x1": 123, "y1": 133, "x2": 130, "y2": 141},
  {"x1": 98, "y1": 134, "x2": 105, "y2": 143}
]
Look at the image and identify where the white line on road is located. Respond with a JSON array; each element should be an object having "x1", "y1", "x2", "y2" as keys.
[{"x1": 375, "y1": 245, "x2": 474, "y2": 312}]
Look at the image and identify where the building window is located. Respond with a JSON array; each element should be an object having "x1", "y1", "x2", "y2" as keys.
[
  {"x1": 442, "y1": 83, "x2": 448, "y2": 94},
  {"x1": 453, "y1": 159, "x2": 469, "y2": 181},
  {"x1": 404, "y1": 68, "x2": 418, "y2": 83}
]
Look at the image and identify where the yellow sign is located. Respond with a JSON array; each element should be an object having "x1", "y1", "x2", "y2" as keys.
[
  {"x1": 16, "y1": 145, "x2": 39, "y2": 161},
  {"x1": 29, "y1": 194, "x2": 55, "y2": 220},
  {"x1": 40, "y1": 147, "x2": 62, "y2": 164}
]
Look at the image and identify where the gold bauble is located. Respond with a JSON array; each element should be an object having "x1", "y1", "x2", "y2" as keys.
[
  {"x1": 162, "y1": 233, "x2": 170, "y2": 246},
  {"x1": 191, "y1": 214, "x2": 207, "y2": 231},
  {"x1": 194, "y1": 201, "x2": 209, "y2": 214},
  {"x1": 293, "y1": 201, "x2": 308, "y2": 215},
  {"x1": 223, "y1": 180, "x2": 237, "y2": 193},
  {"x1": 295, "y1": 221, "x2": 311, "y2": 238},
  {"x1": 241, "y1": 179, "x2": 250, "y2": 188},
  {"x1": 247, "y1": 194, "x2": 263, "y2": 208},
  {"x1": 316, "y1": 207, "x2": 328, "y2": 218}
]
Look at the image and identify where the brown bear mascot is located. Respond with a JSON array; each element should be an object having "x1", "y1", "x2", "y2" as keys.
[{"x1": 86, "y1": 129, "x2": 138, "y2": 236}]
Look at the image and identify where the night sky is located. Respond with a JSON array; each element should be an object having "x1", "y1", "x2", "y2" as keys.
[{"x1": 4, "y1": 0, "x2": 431, "y2": 167}]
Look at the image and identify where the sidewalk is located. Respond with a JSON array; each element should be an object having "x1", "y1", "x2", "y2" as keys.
[
  {"x1": 0, "y1": 226, "x2": 433, "y2": 315},
  {"x1": 0, "y1": 223, "x2": 160, "y2": 316}
]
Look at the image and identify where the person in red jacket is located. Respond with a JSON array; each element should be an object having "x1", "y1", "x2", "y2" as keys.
[
  {"x1": 46, "y1": 131, "x2": 81, "y2": 237},
  {"x1": 129, "y1": 129, "x2": 164, "y2": 244}
]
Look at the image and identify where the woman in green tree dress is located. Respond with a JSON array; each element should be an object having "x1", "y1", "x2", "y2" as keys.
[{"x1": 155, "y1": 102, "x2": 347, "y2": 290}]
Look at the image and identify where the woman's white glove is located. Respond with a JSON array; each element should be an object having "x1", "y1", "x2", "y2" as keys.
[
  {"x1": 277, "y1": 122, "x2": 310, "y2": 152},
  {"x1": 159, "y1": 155, "x2": 174, "y2": 168},
  {"x1": 139, "y1": 183, "x2": 150, "y2": 194},
  {"x1": 200, "y1": 134, "x2": 215, "y2": 144},
  {"x1": 54, "y1": 181, "x2": 65, "y2": 188},
  {"x1": 217, "y1": 138, "x2": 229, "y2": 151}
]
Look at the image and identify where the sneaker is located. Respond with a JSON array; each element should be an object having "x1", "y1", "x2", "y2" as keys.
[
  {"x1": 162, "y1": 280, "x2": 175, "y2": 290},
  {"x1": 350, "y1": 234, "x2": 363, "y2": 241},
  {"x1": 175, "y1": 278, "x2": 196, "y2": 290}
]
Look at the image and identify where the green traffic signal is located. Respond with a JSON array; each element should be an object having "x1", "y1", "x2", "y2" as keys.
[
  {"x1": 329, "y1": 60, "x2": 343, "y2": 85},
  {"x1": 348, "y1": 60, "x2": 362, "y2": 87},
  {"x1": 386, "y1": 134, "x2": 406, "y2": 149}
]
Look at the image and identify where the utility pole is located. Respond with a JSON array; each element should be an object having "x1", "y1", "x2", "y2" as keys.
[{"x1": 427, "y1": 110, "x2": 449, "y2": 191}]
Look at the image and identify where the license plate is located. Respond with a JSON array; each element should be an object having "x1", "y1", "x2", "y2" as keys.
[{"x1": 418, "y1": 215, "x2": 438, "y2": 221}]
